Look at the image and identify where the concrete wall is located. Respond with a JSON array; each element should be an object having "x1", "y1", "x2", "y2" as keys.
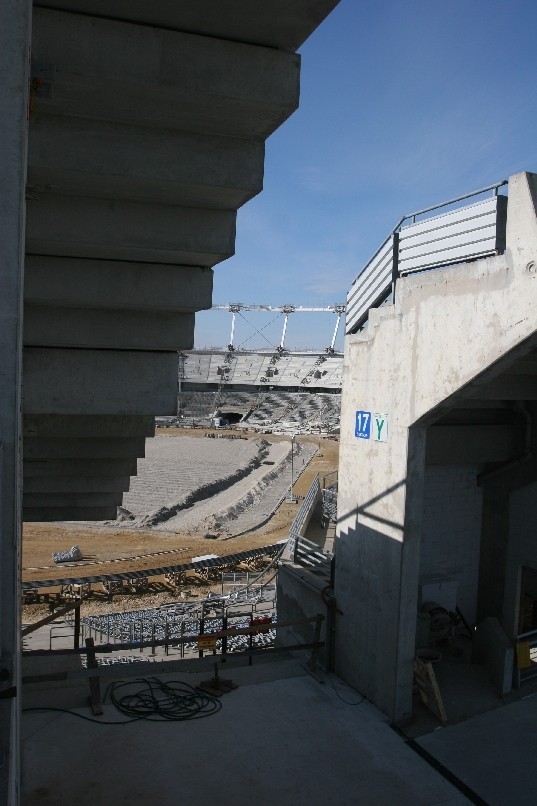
[
  {"x1": 505, "y1": 481, "x2": 537, "y2": 636},
  {"x1": 0, "y1": 2, "x2": 30, "y2": 799},
  {"x1": 336, "y1": 172, "x2": 537, "y2": 722},
  {"x1": 420, "y1": 466, "x2": 483, "y2": 623}
]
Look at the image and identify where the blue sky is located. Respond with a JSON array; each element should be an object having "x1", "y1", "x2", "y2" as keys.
[{"x1": 194, "y1": 0, "x2": 537, "y2": 352}]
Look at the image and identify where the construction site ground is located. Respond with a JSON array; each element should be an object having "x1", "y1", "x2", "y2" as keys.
[{"x1": 22, "y1": 428, "x2": 338, "y2": 622}]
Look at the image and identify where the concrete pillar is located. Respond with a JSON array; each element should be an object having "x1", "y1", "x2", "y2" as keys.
[{"x1": 0, "y1": 3, "x2": 31, "y2": 801}]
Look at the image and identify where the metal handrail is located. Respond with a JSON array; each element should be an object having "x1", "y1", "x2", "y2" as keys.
[
  {"x1": 349, "y1": 179, "x2": 508, "y2": 290},
  {"x1": 400, "y1": 179, "x2": 507, "y2": 225}
]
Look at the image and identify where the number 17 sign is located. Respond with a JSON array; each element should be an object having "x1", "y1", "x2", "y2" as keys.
[
  {"x1": 355, "y1": 410, "x2": 371, "y2": 439},
  {"x1": 355, "y1": 410, "x2": 388, "y2": 442}
]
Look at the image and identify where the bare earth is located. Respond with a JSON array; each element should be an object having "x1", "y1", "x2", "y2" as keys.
[{"x1": 23, "y1": 429, "x2": 339, "y2": 587}]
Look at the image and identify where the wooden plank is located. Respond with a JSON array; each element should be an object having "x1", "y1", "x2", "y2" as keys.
[
  {"x1": 21, "y1": 600, "x2": 80, "y2": 636},
  {"x1": 413, "y1": 656, "x2": 447, "y2": 724}
]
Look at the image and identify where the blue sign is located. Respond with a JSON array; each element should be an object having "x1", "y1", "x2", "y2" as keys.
[{"x1": 355, "y1": 410, "x2": 371, "y2": 439}]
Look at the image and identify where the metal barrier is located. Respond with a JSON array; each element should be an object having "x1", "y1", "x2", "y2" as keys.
[
  {"x1": 346, "y1": 180, "x2": 508, "y2": 334},
  {"x1": 291, "y1": 475, "x2": 319, "y2": 538},
  {"x1": 22, "y1": 614, "x2": 326, "y2": 687},
  {"x1": 286, "y1": 475, "x2": 333, "y2": 574},
  {"x1": 514, "y1": 627, "x2": 537, "y2": 687}
]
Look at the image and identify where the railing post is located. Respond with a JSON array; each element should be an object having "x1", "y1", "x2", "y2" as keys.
[
  {"x1": 85, "y1": 637, "x2": 103, "y2": 715},
  {"x1": 199, "y1": 611, "x2": 205, "y2": 659},
  {"x1": 73, "y1": 598, "x2": 81, "y2": 650},
  {"x1": 293, "y1": 531, "x2": 299, "y2": 564},
  {"x1": 308, "y1": 614, "x2": 324, "y2": 673},
  {"x1": 222, "y1": 615, "x2": 228, "y2": 664},
  {"x1": 391, "y1": 231, "x2": 400, "y2": 302}
]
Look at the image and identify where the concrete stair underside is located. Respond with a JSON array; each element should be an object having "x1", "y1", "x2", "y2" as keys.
[
  {"x1": 22, "y1": 414, "x2": 154, "y2": 521},
  {"x1": 23, "y1": 2, "x2": 340, "y2": 520}
]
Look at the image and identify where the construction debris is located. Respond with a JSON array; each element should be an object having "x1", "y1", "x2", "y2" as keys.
[{"x1": 52, "y1": 545, "x2": 82, "y2": 564}]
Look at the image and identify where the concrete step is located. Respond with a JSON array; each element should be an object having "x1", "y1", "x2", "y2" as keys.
[
  {"x1": 23, "y1": 458, "x2": 138, "y2": 478},
  {"x1": 31, "y1": 9, "x2": 300, "y2": 139},
  {"x1": 23, "y1": 415, "x2": 155, "y2": 439},
  {"x1": 24, "y1": 257, "x2": 213, "y2": 313},
  {"x1": 23, "y1": 349, "x2": 178, "y2": 415},
  {"x1": 26, "y1": 193, "x2": 236, "y2": 266},
  {"x1": 28, "y1": 115, "x2": 264, "y2": 210},
  {"x1": 24, "y1": 476, "x2": 131, "y2": 494},
  {"x1": 23, "y1": 506, "x2": 118, "y2": 521},
  {"x1": 23, "y1": 492, "x2": 123, "y2": 508},
  {"x1": 23, "y1": 437, "x2": 146, "y2": 460},
  {"x1": 24, "y1": 306, "x2": 195, "y2": 351},
  {"x1": 32, "y1": 2, "x2": 340, "y2": 52}
]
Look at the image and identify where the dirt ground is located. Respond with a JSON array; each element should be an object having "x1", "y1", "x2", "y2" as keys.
[{"x1": 22, "y1": 429, "x2": 338, "y2": 620}]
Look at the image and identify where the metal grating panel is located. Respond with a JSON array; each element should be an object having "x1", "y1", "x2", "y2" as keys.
[
  {"x1": 398, "y1": 196, "x2": 506, "y2": 275},
  {"x1": 345, "y1": 234, "x2": 396, "y2": 333}
]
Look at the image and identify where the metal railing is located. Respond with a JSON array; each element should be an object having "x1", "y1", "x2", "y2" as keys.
[
  {"x1": 22, "y1": 613, "x2": 325, "y2": 683},
  {"x1": 346, "y1": 180, "x2": 508, "y2": 334},
  {"x1": 514, "y1": 627, "x2": 537, "y2": 687},
  {"x1": 286, "y1": 475, "x2": 333, "y2": 574}
]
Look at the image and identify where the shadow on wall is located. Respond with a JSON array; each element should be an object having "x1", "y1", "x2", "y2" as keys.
[
  {"x1": 333, "y1": 478, "x2": 422, "y2": 721},
  {"x1": 336, "y1": 477, "x2": 406, "y2": 535}
]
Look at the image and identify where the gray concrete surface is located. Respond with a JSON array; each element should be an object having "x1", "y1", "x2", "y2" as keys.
[
  {"x1": 0, "y1": 1, "x2": 30, "y2": 800},
  {"x1": 21, "y1": 659, "x2": 469, "y2": 806},
  {"x1": 24, "y1": 257, "x2": 213, "y2": 313},
  {"x1": 23, "y1": 350, "x2": 178, "y2": 415},
  {"x1": 24, "y1": 307, "x2": 195, "y2": 351},
  {"x1": 418, "y1": 693, "x2": 537, "y2": 806}
]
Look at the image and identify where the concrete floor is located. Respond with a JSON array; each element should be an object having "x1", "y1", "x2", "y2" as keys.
[
  {"x1": 21, "y1": 656, "x2": 470, "y2": 806},
  {"x1": 418, "y1": 691, "x2": 537, "y2": 806}
]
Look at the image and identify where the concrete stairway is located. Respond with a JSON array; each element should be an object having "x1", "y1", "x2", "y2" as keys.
[{"x1": 22, "y1": 1, "x2": 340, "y2": 520}]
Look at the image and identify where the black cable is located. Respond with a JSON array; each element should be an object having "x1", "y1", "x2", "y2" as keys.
[
  {"x1": 23, "y1": 677, "x2": 222, "y2": 725},
  {"x1": 109, "y1": 677, "x2": 222, "y2": 721},
  {"x1": 326, "y1": 673, "x2": 364, "y2": 706}
]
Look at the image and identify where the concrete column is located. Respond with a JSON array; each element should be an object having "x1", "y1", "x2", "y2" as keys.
[{"x1": 0, "y1": 2, "x2": 31, "y2": 801}]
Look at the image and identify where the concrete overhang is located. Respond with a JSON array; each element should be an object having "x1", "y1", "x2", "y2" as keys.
[
  {"x1": 33, "y1": 0, "x2": 341, "y2": 51},
  {"x1": 20, "y1": 0, "x2": 341, "y2": 518}
]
